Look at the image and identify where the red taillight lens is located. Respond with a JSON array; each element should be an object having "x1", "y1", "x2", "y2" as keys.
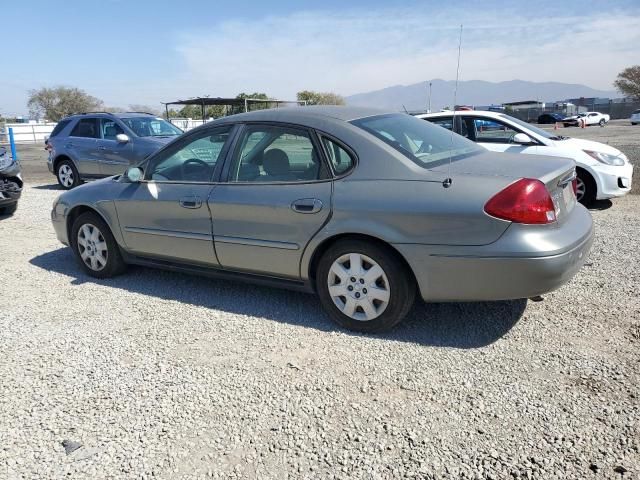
[
  {"x1": 484, "y1": 178, "x2": 556, "y2": 224},
  {"x1": 571, "y1": 177, "x2": 577, "y2": 196}
]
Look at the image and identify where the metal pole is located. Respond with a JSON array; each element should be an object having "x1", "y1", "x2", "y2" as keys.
[
  {"x1": 165, "y1": 104, "x2": 169, "y2": 120},
  {"x1": 201, "y1": 101, "x2": 205, "y2": 123},
  {"x1": 32, "y1": 125, "x2": 36, "y2": 143},
  {"x1": 428, "y1": 82, "x2": 432, "y2": 113},
  {"x1": 245, "y1": 99, "x2": 248, "y2": 113},
  {"x1": 9, "y1": 128, "x2": 18, "y2": 161}
]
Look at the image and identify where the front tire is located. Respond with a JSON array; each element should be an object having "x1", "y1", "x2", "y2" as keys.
[
  {"x1": 316, "y1": 239, "x2": 415, "y2": 333},
  {"x1": 599, "y1": 119, "x2": 605, "y2": 127},
  {"x1": 576, "y1": 169, "x2": 597, "y2": 207},
  {"x1": 56, "y1": 159, "x2": 81, "y2": 189},
  {"x1": 71, "y1": 212, "x2": 126, "y2": 278}
]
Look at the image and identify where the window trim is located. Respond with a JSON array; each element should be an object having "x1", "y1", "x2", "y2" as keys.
[
  {"x1": 142, "y1": 124, "x2": 238, "y2": 184},
  {"x1": 220, "y1": 122, "x2": 333, "y2": 185},
  {"x1": 69, "y1": 117, "x2": 100, "y2": 139}
]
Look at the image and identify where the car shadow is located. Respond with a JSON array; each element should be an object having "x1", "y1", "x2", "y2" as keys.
[
  {"x1": 588, "y1": 199, "x2": 613, "y2": 211},
  {"x1": 30, "y1": 248, "x2": 527, "y2": 349},
  {"x1": 32, "y1": 183, "x2": 62, "y2": 190}
]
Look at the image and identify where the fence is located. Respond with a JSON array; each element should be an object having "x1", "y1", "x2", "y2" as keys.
[
  {"x1": 168, "y1": 118, "x2": 213, "y2": 131},
  {"x1": 508, "y1": 100, "x2": 640, "y2": 123},
  {"x1": 0, "y1": 122, "x2": 56, "y2": 144}
]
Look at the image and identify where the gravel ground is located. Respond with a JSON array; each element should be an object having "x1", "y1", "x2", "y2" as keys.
[{"x1": 1, "y1": 179, "x2": 639, "y2": 478}]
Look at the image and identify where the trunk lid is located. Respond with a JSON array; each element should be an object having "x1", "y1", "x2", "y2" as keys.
[{"x1": 431, "y1": 150, "x2": 577, "y2": 220}]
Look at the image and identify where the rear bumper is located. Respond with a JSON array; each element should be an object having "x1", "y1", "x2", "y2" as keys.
[{"x1": 395, "y1": 206, "x2": 594, "y2": 302}]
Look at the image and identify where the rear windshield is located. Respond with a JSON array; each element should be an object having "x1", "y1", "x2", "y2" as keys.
[
  {"x1": 633, "y1": 110, "x2": 640, "y2": 114},
  {"x1": 49, "y1": 119, "x2": 72, "y2": 138},
  {"x1": 351, "y1": 113, "x2": 481, "y2": 168}
]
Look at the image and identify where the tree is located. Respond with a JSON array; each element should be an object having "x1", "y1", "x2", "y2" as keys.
[
  {"x1": 128, "y1": 104, "x2": 161, "y2": 116},
  {"x1": 27, "y1": 86, "x2": 103, "y2": 121},
  {"x1": 297, "y1": 90, "x2": 345, "y2": 106},
  {"x1": 614, "y1": 65, "x2": 640, "y2": 100},
  {"x1": 235, "y1": 92, "x2": 271, "y2": 112}
]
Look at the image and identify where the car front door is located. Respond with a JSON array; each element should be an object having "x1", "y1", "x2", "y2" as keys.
[
  {"x1": 113, "y1": 125, "x2": 235, "y2": 266},
  {"x1": 97, "y1": 118, "x2": 134, "y2": 176},
  {"x1": 462, "y1": 116, "x2": 540, "y2": 155},
  {"x1": 209, "y1": 124, "x2": 332, "y2": 279},
  {"x1": 67, "y1": 118, "x2": 101, "y2": 176}
]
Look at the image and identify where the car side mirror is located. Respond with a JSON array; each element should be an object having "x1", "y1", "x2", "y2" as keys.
[
  {"x1": 125, "y1": 167, "x2": 143, "y2": 183},
  {"x1": 513, "y1": 133, "x2": 533, "y2": 145},
  {"x1": 116, "y1": 133, "x2": 130, "y2": 144}
]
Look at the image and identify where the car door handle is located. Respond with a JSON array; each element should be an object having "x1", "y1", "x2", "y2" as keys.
[
  {"x1": 179, "y1": 196, "x2": 202, "y2": 209},
  {"x1": 98, "y1": 146, "x2": 107, "y2": 151},
  {"x1": 291, "y1": 198, "x2": 323, "y2": 214}
]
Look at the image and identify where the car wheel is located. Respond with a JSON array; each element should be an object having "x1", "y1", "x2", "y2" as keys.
[
  {"x1": 599, "y1": 119, "x2": 605, "y2": 127},
  {"x1": 56, "y1": 159, "x2": 81, "y2": 189},
  {"x1": 576, "y1": 169, "x2": 596, "y2": 207},
  {"x1": 71, "y1": 212, "x2": 126, "y2": 278},
  {"x1": 316, "y1": 239, "x2": 415, "y2": 333},
  {"x1": 632, "y1": 123, "x2": 638, "y2": 126},
  {"x1": 0, "y1": 202, "x2": 17, "y2": 216}
]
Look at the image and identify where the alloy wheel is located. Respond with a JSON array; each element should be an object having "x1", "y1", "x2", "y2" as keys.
[
  {"x1": 77, "y1": 223, "x2": 108, "y2": 271},
  {"x1": 327, "y1": 253, "x2": 390, "y2": 321},
  {"x1": 575, "y1": 177, "x2": 586, "y2": 202},
  {"x1": 58, "y1": 165, "x2": 74, "y2": 188}
]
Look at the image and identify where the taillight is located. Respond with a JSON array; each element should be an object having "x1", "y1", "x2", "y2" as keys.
[
  {"x1": 572, "y1": 177, "x2": 577, "y2": 196},
  {"x1": 484, "y1": 178, "x2": 556, "y2": 224}
]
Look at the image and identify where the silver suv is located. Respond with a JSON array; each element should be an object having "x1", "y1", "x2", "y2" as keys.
[{"x1": 46, "y1": 112, "x2": 183, "y2": 189}]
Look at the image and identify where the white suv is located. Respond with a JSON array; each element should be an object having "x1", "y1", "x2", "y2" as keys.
[{"x1": 416, "y1": 111, "x2": 633, "y2": 206}]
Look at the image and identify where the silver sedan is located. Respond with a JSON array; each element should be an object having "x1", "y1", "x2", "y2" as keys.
[{"x1": 51, "y1": 107, "x2": 593, "y2": 332}]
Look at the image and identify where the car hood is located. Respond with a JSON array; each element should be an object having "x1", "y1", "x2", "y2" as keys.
[
  {"x1": 552, "y1": 137, "x2": 623, "y2": 156},
  {"x1": 430, "y1": 150, "x2": 574, "y2": 184}
]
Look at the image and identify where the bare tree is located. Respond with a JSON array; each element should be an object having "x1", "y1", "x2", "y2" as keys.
[
  {"x1": 27, "y1": 86, "x2": 103, "y2": 121},
  {"x1": 614, "y1": 65, "x2": 640, "y2": 100}
]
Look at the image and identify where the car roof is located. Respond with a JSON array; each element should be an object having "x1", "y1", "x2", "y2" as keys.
[
  {"x1": 416, "y1": 110, "x2": 507, "y2": 119},
  {"x1": 214, "y1": 105, "x2": 391, "y2": 124},
  {"x1": 65, "y1": 112, "x2": 159, "y2": 120}
]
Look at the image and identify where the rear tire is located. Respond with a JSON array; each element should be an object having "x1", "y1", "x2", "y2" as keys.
[
  {"x1": 316, "y1": 239, "x2": 415, "y2": 333},
  {"x1": 576, "y1": 169, "x2": 597, "y2": 207},
  {"x1": 56, "y1": 159, "x2": 82, "y2": 189},
  {"x1": 71, "y1": 212, "x2": 127, "y2": 278},
  {"x1": 0, "y1": 202, "x2": 17, "y2": 216}
]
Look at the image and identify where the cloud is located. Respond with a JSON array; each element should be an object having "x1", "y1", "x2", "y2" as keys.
[{"x1": 175, "y1": 5, "x2": 640, "y2": 99}]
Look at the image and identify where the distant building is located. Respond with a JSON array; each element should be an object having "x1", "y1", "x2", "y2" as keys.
[{"x1": 502, "y1": 100, "x2": 545, "y2": 111}]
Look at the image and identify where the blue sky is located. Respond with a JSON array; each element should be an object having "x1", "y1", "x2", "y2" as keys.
[{"x1": 2, "y1": 0, "x2": 639, "y2": 116}]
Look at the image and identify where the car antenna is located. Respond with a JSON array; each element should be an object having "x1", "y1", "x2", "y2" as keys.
[
  {"x1": 402, "y1": 105, "x2": 409, "y2": 114},
  {"x1": 444, "y1": 24, "x2": 463, "y2": 189}
]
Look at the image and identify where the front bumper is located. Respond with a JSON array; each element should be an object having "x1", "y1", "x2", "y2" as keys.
[
  {"x1": 592, "y1": 162, "x2": 634, "y2": 200},
  {"x1": 394, "y1": 205, "x2": 594, "y2": 302}
]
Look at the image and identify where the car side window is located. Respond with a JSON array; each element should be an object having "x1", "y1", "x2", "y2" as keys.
[
  {"x1": 321, "y1": 137, "x2": 355, "y2": 175},
  {"x1": 428, "y1": 117, "x2": 454, "y2": 131},
  {"x1": 146, "y1": 126, "x2": 232, "y2": 182},
  {"x1": 49, "y1": 119, "x2": 72, "y2": 138},
  {"x1": 100, "y1": 119, "x2": 125, "y2": 141},
  {"x1": 70, "y1": 118, "x2": 99, "y2": 138},
  {"x1": 229, "y1": 125, "x2": 327, "y2": 183},
  {"x1": 473, "y1": 118, "x2": 519, "y2": 143}
]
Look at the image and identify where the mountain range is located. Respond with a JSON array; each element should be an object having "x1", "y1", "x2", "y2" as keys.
[{"x1": 345, "y1": 79, "x2": 619, "y2": 112}]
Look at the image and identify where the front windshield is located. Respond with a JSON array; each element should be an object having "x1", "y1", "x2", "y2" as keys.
[
  {"x1": 498, "y1": 114, "x2": 560, "y2": 140},
  {"x1": 122, "y1": 117, "x2": 183, "y2": 137},
  {"x1": 352, "y1": 113, "x2": 481, "y2": 168}
]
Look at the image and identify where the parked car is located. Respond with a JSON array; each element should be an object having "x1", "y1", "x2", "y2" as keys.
[
  {"x1": 46, "y1": 112, "x2": 183, "y2": 189},
  {"x1": 537, "y1": 113, "x2": 566, "y2": 124},
  {"x1": 418, "y1": 110, "x2": 633, "y2": 206},
  {"x1": 0, "y1": 146, "x2": 22, "y2": 216},
  {"x1": 51, "y1": 107, "x2": 593, "y2": 332},
  {"x1": 631, "y1": 109, "x2": 640, "y2": 125},
  {"x1": 563, "y1": 111, "x2": 609, "y2": 127}
]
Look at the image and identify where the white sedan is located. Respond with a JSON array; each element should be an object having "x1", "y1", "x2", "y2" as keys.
[
  {"x1": 563, "y1": 111, "x2": 610, "y2": 127},
  {"x1": 416, "y1": 110, "x2": 633, "y2": 206}
]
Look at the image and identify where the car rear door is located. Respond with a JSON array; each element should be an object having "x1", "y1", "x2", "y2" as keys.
[
  {"x1": 66, "y1": 118, "x2": 101, "y2": 176},
  {"x1": 113, "y1": 125, "x2": 235, "y2": 266},
  {"x1": 209, "y1": 123, "x2": 332, "y2": 279},
  {"x1": 97, "y1": 118, "x2": 133, "y2": 176}
]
